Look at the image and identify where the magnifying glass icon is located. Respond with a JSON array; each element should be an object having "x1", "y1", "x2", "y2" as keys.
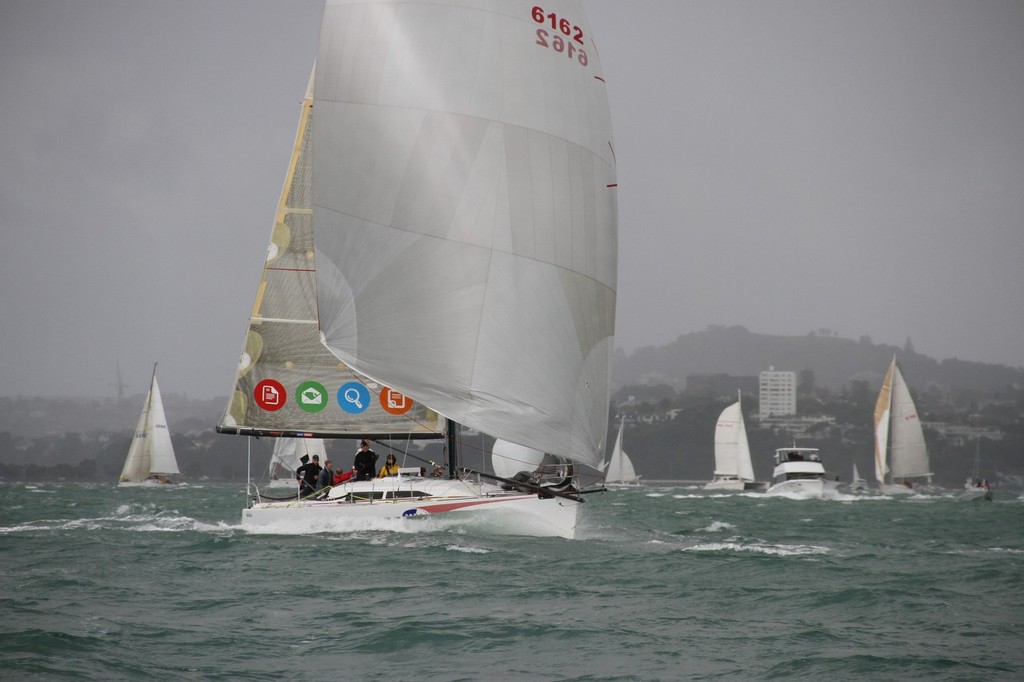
[{"x1": 343, "y1": 388, "x2": 364, "y2": 409}]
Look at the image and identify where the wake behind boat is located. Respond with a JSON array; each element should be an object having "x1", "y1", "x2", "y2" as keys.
[
  {"x1": 217, "y1": 0, "x2": 617, "y2": 539},
  {"x1": 764, "y1": 447, "x2": 839, "y2": 499},
  {"x1": 118, "y1": 363, "x2": 182, "y2": 487}
]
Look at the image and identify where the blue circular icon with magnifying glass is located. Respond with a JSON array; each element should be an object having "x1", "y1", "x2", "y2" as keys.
[{"x1": 338, "y1": 382, "x2": 371, "y2": 414}]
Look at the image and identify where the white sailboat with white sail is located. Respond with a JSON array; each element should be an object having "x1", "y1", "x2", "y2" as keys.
[
  {"x1": 847, "y1": 462, "x2": 869, "y2": 493},
  {"x1": 959, "y1": 438, "x2": 992, "y2": 501},
  {"x1": 265, "y1": 438, "x2": 326, "y2": 489},
  {"x1": 604, "y1": 417, "x2": 641, "y2": 487},
  {"x1": 119, "y1": 364, "x2": 181, "y2": 486},
  {"x1": 217, "y1": 0, "x2": 617, "y2": 539},
  {"x1": 873, "y1": 356, "x2": 933, "y2": 495},
  {"x1": 705, "y1": 392, "x2": 765, "y2": 491}
]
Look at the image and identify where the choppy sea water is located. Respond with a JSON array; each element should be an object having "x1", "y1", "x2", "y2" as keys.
[{"x1": 1, "y1": 482, "x2": 1022, "y2": 681}]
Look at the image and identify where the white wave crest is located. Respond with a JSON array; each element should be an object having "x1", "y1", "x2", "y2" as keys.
[
  {"x1": 682, "y1": 541, "x2": 831, "y2": 556},
  {"x1": 698, "y1": 520, "x2": 737, "y2": 532}
]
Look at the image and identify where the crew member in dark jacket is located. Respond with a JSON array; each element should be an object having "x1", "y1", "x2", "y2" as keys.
[
  {"x1": 296, "y1": 454, "x2": 321, "y2": 497},
  {"x1": 353, "y1": 440, "x2": 378, "y2": 481}
]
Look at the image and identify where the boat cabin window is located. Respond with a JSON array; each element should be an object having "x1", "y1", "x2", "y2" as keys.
[
  {"x1": 777, "y1": 450, "x2": 821, "y2": 463},
  {"x1": 341, "y1": 491, "x2": 386, "y2": 502},
  {"x1": 339, "y1": 490, "x2": 429, "y2": 501},
  {"x1": 385, "y1": 490, "x2": 428, "y2": 499},
  {"x1": 783, "y1": 472, "x2": 822, "y2": 481}
]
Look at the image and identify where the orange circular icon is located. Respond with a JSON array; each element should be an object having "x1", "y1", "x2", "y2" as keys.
[{"x1": 380, "y1": 387, "x2": 413, "y2": 415}]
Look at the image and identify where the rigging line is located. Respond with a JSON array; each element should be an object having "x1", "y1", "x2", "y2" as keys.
[
  {"x1": 366, "y1": 439, "x2": 443, "y2": 471},
  {"x1": 358, "y1": 381, "x2": 445, "y2": 437}
]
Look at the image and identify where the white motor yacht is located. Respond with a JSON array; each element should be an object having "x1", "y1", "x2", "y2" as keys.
[{"x1": 765, "y1": 447, "x2": 839, "y2": 498}]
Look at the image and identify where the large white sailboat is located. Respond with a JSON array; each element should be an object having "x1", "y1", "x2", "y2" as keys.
[
  {"x1": 119, "y1": 364, "x2": 181, "y2": 486},
  {"x1": 604, "y1": 417, "x2": 641, "y2": 486},
  {"x1": 217, "y1": 0, "x2": 617, "y2": 539},
  {"x1": 705, "y1": 392, "x2": 764, "y2": 491},
  {"x1": 873, "y1": 356, "x2": 933, "y2": 494}
]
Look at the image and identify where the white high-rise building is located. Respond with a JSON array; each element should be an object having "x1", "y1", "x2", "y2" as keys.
[{"x1": 759, "y1": 367, "x2": 796, "y2": 419}]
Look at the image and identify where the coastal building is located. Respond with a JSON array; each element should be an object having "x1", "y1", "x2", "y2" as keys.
[{"x1": 759, "y1": 367, "x2": 797, "y2": 420}]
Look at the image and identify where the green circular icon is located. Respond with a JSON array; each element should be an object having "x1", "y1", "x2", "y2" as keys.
[{"x1": 295, "y1": 381, "x2": 328, "y2": 412}]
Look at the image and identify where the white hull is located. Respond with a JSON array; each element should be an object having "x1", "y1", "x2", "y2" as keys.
[
  {"x1": 243, "y1": 475, "x2": 581, "y2": 539},
  {"x1": 765, "y1": 447, "x2": 838, "y2": 499},
  {"x1": 117, "y1": 479, "x2": 183, "y2": 488},
  {"x1": 880, "y1": 483, "x2": 916, "y2": 496},
  {"x1": 704, "y1": 477, "x2": 766, "y2": 492},
  {"x1": 765, "y1": 479, "x2": 840, "y2": 498},
  {"x1": 704, "y1": 477, "x2": 745, "y2": 491},
  {"x1": 958, "y1": 488, "x2": 993, "y2": 502}
]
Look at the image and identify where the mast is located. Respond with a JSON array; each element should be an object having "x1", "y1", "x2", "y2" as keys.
[{"x1": 445, "y1": 418, "x2": 459, "y2": 480}]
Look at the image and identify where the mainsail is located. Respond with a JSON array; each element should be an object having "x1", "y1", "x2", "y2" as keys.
[
  {"x1": 312, "y1": 0, "x2": 617, "y2": 468},
  {"x1": 217, "y1": 70, "x2": 441, "y2": 440},
  {"x1": 120, "y1": 364, "x2": 179, "y2": 483},
  {"x1": 873, "y1": 360, "x2": 893, "y2": 483},
  {"x1": 713, "y1": 395, "x2": 755, "y2": 482}
]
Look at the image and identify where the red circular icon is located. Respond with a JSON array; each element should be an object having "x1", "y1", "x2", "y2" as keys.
[{"x1": 254, "y1": 379, "x2": 287, "y2": 411}]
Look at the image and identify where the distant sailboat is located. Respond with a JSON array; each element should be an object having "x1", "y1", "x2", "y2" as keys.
[
  {"x1": 849, "y1": 462, "x2": 868, "y2": 493},
  {"x1": 705, "y1": 392, "x2": 764, "y2": 491},
  {"x1": 118, "y1": 364, "x2": 181, "y2": 486},
  {"x1": 266, "y1": 438, "x2": 326, "y2": 489},
  {"x1": 873, "y1": 356, "x2": 932, "y2": 494},
  {"x1": 959, "y1": 437, "x2": 992, "y2": 502},
  {"x1": 605, "y1": 417, "x2": 641, "y2": 486}
]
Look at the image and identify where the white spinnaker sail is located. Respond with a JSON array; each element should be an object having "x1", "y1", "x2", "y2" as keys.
[
  {"x1": 890, "y1": 363, "x2": 930, "y2": 479},
  {"x1": 313, "y1": 0, "x2": 617, "y2": 468},
  {"x1": 491, "y1": 438, "x2": 545, "y2": 479},
  {"x1": 605, "y1": 418, "x2": 637, "y2": 483},
  {"x1": 714, "y1": 399, "x2": 753, "y2": 481}
]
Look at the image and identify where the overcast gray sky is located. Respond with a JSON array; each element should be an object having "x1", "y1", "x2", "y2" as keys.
[{"x1": 2, "y1": 0, "x2": 1022, "y2": 400}]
